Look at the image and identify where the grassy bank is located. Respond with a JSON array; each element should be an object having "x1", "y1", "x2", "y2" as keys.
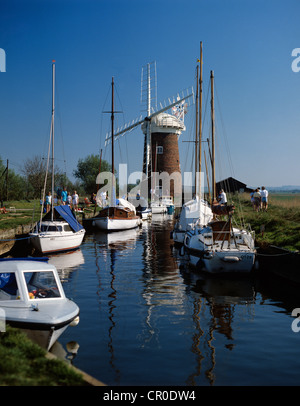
[
  {"x1": 0, "y1": 326, "x2": 85, "y2": 385},
  {"x1": 231, "y1": 193, "x2": 300, "y2": 251},
  {"x1": 0, "y1": 199, "x2": 97, "y2": 231},
  {"x1": 0, "y1": 200, "x2": 42, "y2": 231}
]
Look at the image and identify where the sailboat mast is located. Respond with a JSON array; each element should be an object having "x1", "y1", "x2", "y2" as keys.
[
  {"x1": 111, "y1": 77, "x2": 115, "y2": 205},
  {"x1": 51, "y1": 61, "x2": 55, "y2": 221},
  {"x1": 198, "y1": 42, "x2": 203, "y2": 194},
  {"x1": 210, "y1": 70, "x2": 216, "y2": 203},
  {"x1": 195, "y1": 65, "x2": 199, "y2": 195},
  {"x1": 111, "y1": 77, "x2": 115, "y2": 179}
]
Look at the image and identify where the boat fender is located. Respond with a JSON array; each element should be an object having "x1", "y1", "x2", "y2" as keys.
[{"x1": 221, "y1": 256, "x2": 240, "y2": 262}]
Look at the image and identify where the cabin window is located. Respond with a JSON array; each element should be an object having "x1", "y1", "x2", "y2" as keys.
[
  {"x1": 24, "y1": 271, "x2": 61, "y2": 299},
  {"x1": 156, "y1": 146, "x2": 163, "y2": 154},
  {"x1": 63, "y1": 225, "x2": 72, "y2": 232},
  {"x1": 40, "y1": 225, "x2": 63, "y2": 232},
  {"x1": 0, "y1": 272, "x2": 19, "y2": 300}
]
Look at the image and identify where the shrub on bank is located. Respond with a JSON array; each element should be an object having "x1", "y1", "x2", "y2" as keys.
[{"x1": 0, "y1": 326, "x2": 85, "y2": 386}]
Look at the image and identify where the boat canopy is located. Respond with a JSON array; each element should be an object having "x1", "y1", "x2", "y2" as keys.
[
  {"x1": 53, "y1": 205, "x2": 84, "y2": 232},
  {"x1": 116, "y1": 198, "x2": 136, "y2": 212},
  {"x1": 178, "y1": 196, "x2": 213, "y2": 229}
]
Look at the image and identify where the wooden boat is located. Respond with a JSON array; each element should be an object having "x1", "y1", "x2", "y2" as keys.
[
  {"x1": 0, "y1": 258, "x2": 80, "y2": 350},
  {"x1": 93, "y1": 199, "x2": 141, "y2": 231},
  {"x1": 29, "y1": 61, "x2": 85, "y2": 253},
  {"x1": 92, "y1": 78, "x2": 141, "y2": 232}
]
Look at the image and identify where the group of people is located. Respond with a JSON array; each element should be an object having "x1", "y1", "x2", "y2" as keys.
[
  {"x1": 43, "y1": 188, "x2": 79, "y2": 213},
  {"x1": 250, "y1": 186, "x2": 269, "y2": 212}
]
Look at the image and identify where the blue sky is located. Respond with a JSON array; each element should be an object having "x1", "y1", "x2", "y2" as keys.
[{"x1": 1, "y1": 0, "x2": 300, "y2": 189}]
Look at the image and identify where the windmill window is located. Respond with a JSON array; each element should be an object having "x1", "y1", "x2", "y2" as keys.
[{"x1": 156, "y1": 146, "x2": 163, "y2": 154}]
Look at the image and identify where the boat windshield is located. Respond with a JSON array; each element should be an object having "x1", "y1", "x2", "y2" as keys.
[
  {"x1": 24, "y1": 271, "x2": 61, "y2": 299},
  {"x1": 0, "y1": 272, "x2": 19, "y2": 300}
]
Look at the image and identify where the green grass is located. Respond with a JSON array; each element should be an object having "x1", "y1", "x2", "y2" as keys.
[
  {"x1": 0, "y1": 326, "x2": 85, "y2": 386},
  {"x1": 230, "y1": 193, "x2": 300, "y2": 251},
  {"x1": 0, "y1": 199, "x2": 98, "y2": 231},
  {"x1": 0, "y1": 200, "x2": 41, "y2": 231}
]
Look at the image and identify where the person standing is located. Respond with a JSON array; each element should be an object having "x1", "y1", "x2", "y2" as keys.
[
  {"x1": 61, "y1": 187, "x2": 68, "y2": 205},
  {"x1": 46, "y1": 192, "x2": 51, "y2": 213},
  {"x1": 72, "y1": 190, "x2": 79, "y2": 211},
  {"x1": 260, "y1": 186, "x2": 269, "y2": 211},
  {"x1": 253, "y1": 188, "x2": 261, "y2": 212}
]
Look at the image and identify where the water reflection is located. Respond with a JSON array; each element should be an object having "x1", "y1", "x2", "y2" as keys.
[
  {"x1": 37, "y1": 216, "x2": 300, "y2": 385},
  {"x1": 47, "y1": 249, "x2": 85, "y2": 282},
  {"x1": 178, "y1": 259, "x2": 257, "y2": 385}
]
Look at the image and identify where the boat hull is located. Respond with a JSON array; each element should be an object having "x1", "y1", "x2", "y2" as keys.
[
  {"x1": 187, "y1": 247, "x2": 256, "y2": 273},
  {"x1": 151, "y1": 206, "x2": 167, "y2": 214},
  {"x1": 29, "y1": 230, "x2": 85, "y2": 254},
  {"x1": 184, "y1": 227, "x2": 256, "y2": 274},
  {"x1": 7, "y1": 312, "x2": 79, "y2": 351},
  {"x1": 93, "y1": 217, "x2": 140, "y2": 231}
]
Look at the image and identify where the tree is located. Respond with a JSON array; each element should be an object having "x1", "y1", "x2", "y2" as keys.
[
  {"x1": 0, "y1": 157, "x2": 25, "y2": 201},
  {"x1": 22, "y1": 155, "x2": 72, "y2": 199},
  {"x1": 73, "y1": 154, "x2": 113, "y2": 195}
]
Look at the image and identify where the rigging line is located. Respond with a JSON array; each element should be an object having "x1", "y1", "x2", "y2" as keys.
[
  {"x1": 214, "y1": 79, "x2": 245, "y2": 226},
  {"x1": 54, "y1": 73, "x2": 67, "y2": 176}
]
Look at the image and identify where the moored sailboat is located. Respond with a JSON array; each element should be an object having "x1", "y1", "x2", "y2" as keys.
[
  {"x1": 92, "y1": 77, "x2": 141, "y2": 232},
  {"x1": 184, "y1": 68, "x2": 256, "y2": 273},
  {"x1": 29, "y1": 61, "x2": 85, "y2": 254}
]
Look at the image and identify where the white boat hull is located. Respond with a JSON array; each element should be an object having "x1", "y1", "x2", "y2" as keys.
[
  {"x1": 151, "y1": 206, "x2": 167, "y2": 214},
  {"x1": 187, "y1": 247, "x2": 256, "y2": 273},
  {"x1": 29, "y1": 229, "x2": 85, "y2": 254},
  {"x1": 184, "y1": 226, "x2": 256, "y2": 274},
  {"x1": 93, "y1": 217, "x2": 141, "y2": 231},
  {"x1": 0, "y1": 259, "x2": 80, "y2": 350}
]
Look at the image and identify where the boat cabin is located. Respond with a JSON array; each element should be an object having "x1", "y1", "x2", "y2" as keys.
[{"x1": 0, "y1": 259, "x2": 65, "y2": 303}]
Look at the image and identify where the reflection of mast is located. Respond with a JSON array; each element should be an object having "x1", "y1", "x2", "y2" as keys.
[
  {"x1": 186, "y1": 298, "x2": 205, "y2": 386},
  {"x1": 108, "y1": 249, "x2": 120, "y2": 384}
]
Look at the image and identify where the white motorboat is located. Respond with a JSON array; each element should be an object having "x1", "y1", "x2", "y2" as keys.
[
  {"x1": 0, "y1": 258, "x2": 80, "y2": 350},
  {"x1": 172, "y1": 196, "x2": 213, "y2": 244},
  {"x1": 29, "y1": 205, "x2": 85, "y2": 254}
]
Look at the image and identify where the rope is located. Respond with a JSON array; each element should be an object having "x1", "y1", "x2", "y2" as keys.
[{"x1": 0, "y1": 235, "x2": 33, "y2": 242}]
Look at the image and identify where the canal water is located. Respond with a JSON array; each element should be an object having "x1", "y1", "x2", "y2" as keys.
[{"x1": 17, "y1": 215, "x2": 300, "y2": 385}]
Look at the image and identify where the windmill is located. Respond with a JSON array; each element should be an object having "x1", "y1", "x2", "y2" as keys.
[{"x1": 105, "y1": 62, "x2": 194, "y2": 201}]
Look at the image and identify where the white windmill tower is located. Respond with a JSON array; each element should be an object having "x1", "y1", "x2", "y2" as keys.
[{"x1": 105, "y1": 62, "x2": 194, "y2": 201}]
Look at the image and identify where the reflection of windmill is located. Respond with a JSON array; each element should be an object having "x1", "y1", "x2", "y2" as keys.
[{"x1": 105, "y1": 62, "x2": 194, "y2": 200}]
